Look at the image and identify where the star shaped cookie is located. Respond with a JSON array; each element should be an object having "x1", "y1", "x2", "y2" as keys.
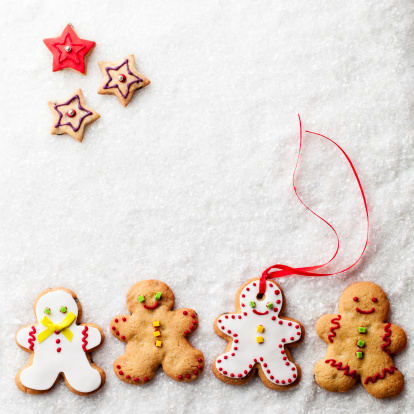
[
  {"x1": 97, "y1": 55, "x2": 150, "y2": 107},
  {"x1": 48, "y1": 89, "x2": 100, "y2": 143},
  {"x1": 43, "y1": 24, "x2": 96, "y2": 75}
]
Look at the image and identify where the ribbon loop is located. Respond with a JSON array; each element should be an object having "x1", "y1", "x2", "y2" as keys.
[
  {"x1": 259, "y1": 115, "x2": 369, "y2": 293},
  {"x1": 38, "y1": 312, "x2": 77, "y2": 344}
]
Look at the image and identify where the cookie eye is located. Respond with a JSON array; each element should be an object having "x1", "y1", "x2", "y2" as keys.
[
  {"x1": 44, "y1": 307, "x2": 51, "y2": 315},
  {"x1": 249, "y1": 301, "x2": 256, "y2": 308},
  {"x1": 154, "y1": 292, "x2": 162, "y2": 300},
  {"x1": 138, "y1": 295, "x2": 145, "y2": 303},
  {"x1": 266, "y1": 302, "x2": 273, "y2": 309},
  {"x1": 372, "y1": 297, "x2": 378, "y2": 303},
  {"x1": 353, "y1": 297, "x2": 358, "y2": 302},
  {"x1": 59, "y1": 306, "x2": 67, "y2": 313}
]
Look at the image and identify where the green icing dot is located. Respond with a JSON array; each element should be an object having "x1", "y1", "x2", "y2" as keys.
[
  {"x1": 59, "y1": 306, "x2": 67, "y2": 313},
  {"x1": 266, "y1": 302, "x2": 273, "y2": 309},
  {"x1": 249, "y1": 301, "x2": 255, "y2": 308},
  {"x1": 154, "y1": 292, "x2": 162, "y2": 300},
  {"x1": 138, "y1": 295, "x2": 145, "y2": 303},
  {"x1": 357, "y1": 340, "x2": 365, "y2": 347},
  {"x1": 44, "y1": 307, "x2": 50, "y2": 315},
  {"x1": 358, "y1": 327, "x2": 367, "y2": 333},
  {"x1": 356, "y1": 351, "x2": 363, "y2": 359}
]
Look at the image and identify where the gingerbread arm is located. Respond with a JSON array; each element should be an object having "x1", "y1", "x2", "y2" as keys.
[
  {"x1": 172, "y1": 308, "x2": 199, "y2": 335},
  {"x1": 316, "y1": 314, "x2": 342, "y2": 344},
  {"x1": 15, "y1": 324, "x2": 38, "y2": 351},
  {"x1": 79, "y1": 324, "x2": 103, "y2": 351},
  {"x1": 381, "y1": 323, "x2": 407, "y2": 355},
  {"x1": 110, "y1": 314, "x2": 136, "y2": 342},
  {"x1": 214, "y1": 313, "x2": 243, "y2": 338}
]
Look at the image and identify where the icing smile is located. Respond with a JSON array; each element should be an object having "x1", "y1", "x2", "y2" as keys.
[
  {"x1": 356, "y1": 307, "x2": 375, "y2": 314},
  {"x1": 144, "y1": 302, "x2": 159, "y2": 310},
  {"x1": 253, "y1": 310, "x2": 269, "y2": 315}
]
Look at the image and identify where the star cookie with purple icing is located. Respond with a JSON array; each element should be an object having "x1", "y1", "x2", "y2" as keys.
[
  {"x1": 48, "y1": 89, "x2": 100, "y2": 143},
  {"x1": 97, "y1": 55, "x2": 150, "y2": 107}
]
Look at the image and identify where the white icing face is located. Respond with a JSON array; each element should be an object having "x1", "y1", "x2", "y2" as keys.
[
  {"x1": 215, "y1": 279, "x2": 302, "y2": 386},
  {"x1": 35, "y1": 291, "x2": 78, "y2": 323},
  {"x1": 238, "y1": 280, "x2": 283, "y2": 317}
]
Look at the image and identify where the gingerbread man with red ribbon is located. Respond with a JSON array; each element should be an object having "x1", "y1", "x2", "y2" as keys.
[
  {"x1": 110, "y1": 280, "x2": 204, "y2": 384},
  {"x1": 314, "y1": 282, "x2": 407, "y2": 399}
]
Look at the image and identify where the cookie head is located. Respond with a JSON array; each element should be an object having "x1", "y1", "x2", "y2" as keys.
[
  {"x1": 35, "y1": 289, "x2": 79, "y2": 323},
  {"x1": 338, "y1": 282, "x2": 390, "y2": 321},
  {"x1": 126, "y1": 280, "x2": 175, "y2": 313},
  {"x1": 238, "y1": 279, "x2": 283, "y2": 317}
]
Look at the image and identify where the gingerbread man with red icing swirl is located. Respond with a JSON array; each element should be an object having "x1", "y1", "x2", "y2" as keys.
[
  {"x1": 314, "y1": 282, "x2": 407, "y2": 399},
  {"x1": 110, "y1": 280, "x2": 204, "y2": 384}
]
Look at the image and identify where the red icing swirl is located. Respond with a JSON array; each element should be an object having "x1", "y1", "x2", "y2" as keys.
[
  {"x1": 325, "y1": 359, "x2": 358, "y2": 379},
  {"x1": 82, "y1": 326, "x2": 89, "y2": 352},
  {"x1": 381, "y1": 323, "x2": 391, "y2": 354},
  {"x1": 328, "y1": 315, "x2": 341, "y2": 343},
  {"x1": 364, "y1": 366, "x2": 397, "y2": 384}
]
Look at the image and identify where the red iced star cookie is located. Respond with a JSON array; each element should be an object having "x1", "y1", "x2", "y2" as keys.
[{"x1": 43, "y1": 24, "x2": 96, "y2": 75}]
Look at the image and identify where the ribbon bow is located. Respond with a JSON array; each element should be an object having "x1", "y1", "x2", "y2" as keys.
[{"x1": 38, "y1": 312, "x2": 76, "y2": 344}]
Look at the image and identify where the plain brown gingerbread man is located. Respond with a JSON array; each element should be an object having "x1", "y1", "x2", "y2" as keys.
[
  {"x1": 110, "y1": 280, "x2": 204, "y2": 384},
  {"x1": 314, "y1": 282, "x2": 407, "y2": 399}
]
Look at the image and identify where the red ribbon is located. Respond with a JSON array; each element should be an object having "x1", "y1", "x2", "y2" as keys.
[{"x1": 258, "y1": 115, "x2": 369, "y2": 294}]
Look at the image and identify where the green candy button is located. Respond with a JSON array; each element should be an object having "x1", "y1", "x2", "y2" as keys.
[
  {"x1": 249, "y1": 301, "x2": 255, "y2": 308},
  {"x1": 44, "y1": 307, "x2": 50, "y2": 315},
  {"x1": 266, "y1": 302, "x2": 274, "y2": 309},
  {"x1": 358, "y1": 327, "x2": 366, "y2": 333},
  {"x1": 357, "y1": 340, "x2": 365, "y2": 347},
  {"x1": 154, "y1": 292, "x2": 162, "y2": 300},
  {"x1": 356, "y1": 351, "x2": 363, "y2": 359},
  {"x1": 138, "y1": 295, "x2": 145, "y2": 303},
  {"x1": 59, "y1": 306, "x2": 67, "y2": 313}
]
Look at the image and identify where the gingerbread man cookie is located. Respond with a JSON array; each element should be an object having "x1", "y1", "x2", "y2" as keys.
[
  {"x1": 110, "y1": 280, "x2": 204, "y2": 384},
  {"x1": 213, "y1": 278, "x2": 304, "y2": 390},
  {"x1": 314, "y1": 282, "x2": 407, "y2": 399},
  {"x1": 15, "y1": 288, "x2": 105, "y2": 395}
]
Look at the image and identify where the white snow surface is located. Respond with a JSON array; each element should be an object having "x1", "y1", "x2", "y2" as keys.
[{"x1": 0, "y1": 1, "x2": 413, "y2": 413}]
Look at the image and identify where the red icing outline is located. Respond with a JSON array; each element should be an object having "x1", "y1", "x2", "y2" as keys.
[
  {"x1": 364, "y1": 366, "x2": 397, "y2": 384},
  {"x1": 28, "y1": 326, "x2": 36, "y2": 351},
  {"x1": 252, "y1": 310, "x2": 269, "y2": 316},
  {"x1": 328, "y1": 315, "x2": 341, "y2": 343},
  {"x1": 325, "y1": 359, "x2": 358, "y2": 379},
  {"x1": 82, "y1": 326, "x2": 89, "y2": 352},
  {"x1": 381, "y1": 323, "x2": 391, "y2": 354},
  {"x1": 43, "y1": 24, "x2": 96, "y2": 74}
]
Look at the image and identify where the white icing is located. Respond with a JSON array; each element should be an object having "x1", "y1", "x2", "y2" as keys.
[
  {"x1": 16, "y1": 290, "x2": 103, "y2": 393},
  {"x1": 214, "y1": 280, "x2": 302, "y2": 385}
]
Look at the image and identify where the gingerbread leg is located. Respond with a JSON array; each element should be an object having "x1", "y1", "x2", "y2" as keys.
[
  {"x1": 314, "y1": 358, "x2": 357, "y2": 393},
  {"x1": 362, "y1": 368, "x2": 404, "y2": 399},
  {"x1": 114, "y1": 348, "x2": 161, "y2": 385},
  {"x1": 162, "y1": 343, "x2": 204, "y2": 382}
]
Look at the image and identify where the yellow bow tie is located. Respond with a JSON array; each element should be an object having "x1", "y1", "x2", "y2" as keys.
[{"x1": 38, "y1": 312, "x2": 76, "y2": 344}]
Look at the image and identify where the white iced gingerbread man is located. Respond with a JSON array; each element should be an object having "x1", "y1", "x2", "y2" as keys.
[
  {"x1": 15, "y1": 288, "x2": 105, "y2": 395},
  {"x1": 213, "y1": 278, "x2": 304, "y2": 390}
]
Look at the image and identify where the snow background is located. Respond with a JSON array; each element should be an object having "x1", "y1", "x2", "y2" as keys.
[{"x1": 0, "y1": 0, "x2": 413, "y2": 413}]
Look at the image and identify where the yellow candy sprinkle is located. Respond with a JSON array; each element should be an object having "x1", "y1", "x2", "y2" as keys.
[
  {"x1": 256, "y1": 336, "x2": 263, "y2": 343},
  {"x1": 153, "y1": 330, "x2": 161, "y2": 337},
  {"x1": 156, "y1": 340, "x2": 162, "y2": 347},
  {"x1": 257, "y1": 325, "x2": 264, "y2": 333},
  {"x1": 153, "y1": 321, "x2": 160, "y2": 327}
]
